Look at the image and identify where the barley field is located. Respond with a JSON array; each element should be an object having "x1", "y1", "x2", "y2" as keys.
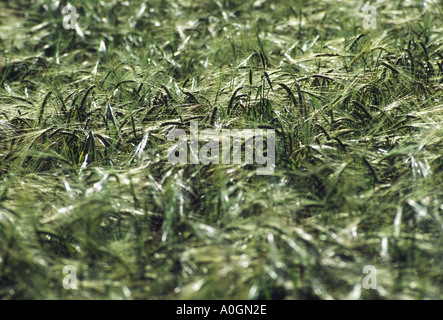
[{"x1": 0, "y1": 0, "x2": 442, "y2": 299}]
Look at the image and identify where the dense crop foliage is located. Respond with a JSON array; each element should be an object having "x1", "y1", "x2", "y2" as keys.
[{"x1": 0, "y1": 0, "x2": 442, "y2": 299}]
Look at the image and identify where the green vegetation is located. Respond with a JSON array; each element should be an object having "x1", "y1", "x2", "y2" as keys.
[{"x1": 0, "y1": 0, "x2": 442, "y2": 299}]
